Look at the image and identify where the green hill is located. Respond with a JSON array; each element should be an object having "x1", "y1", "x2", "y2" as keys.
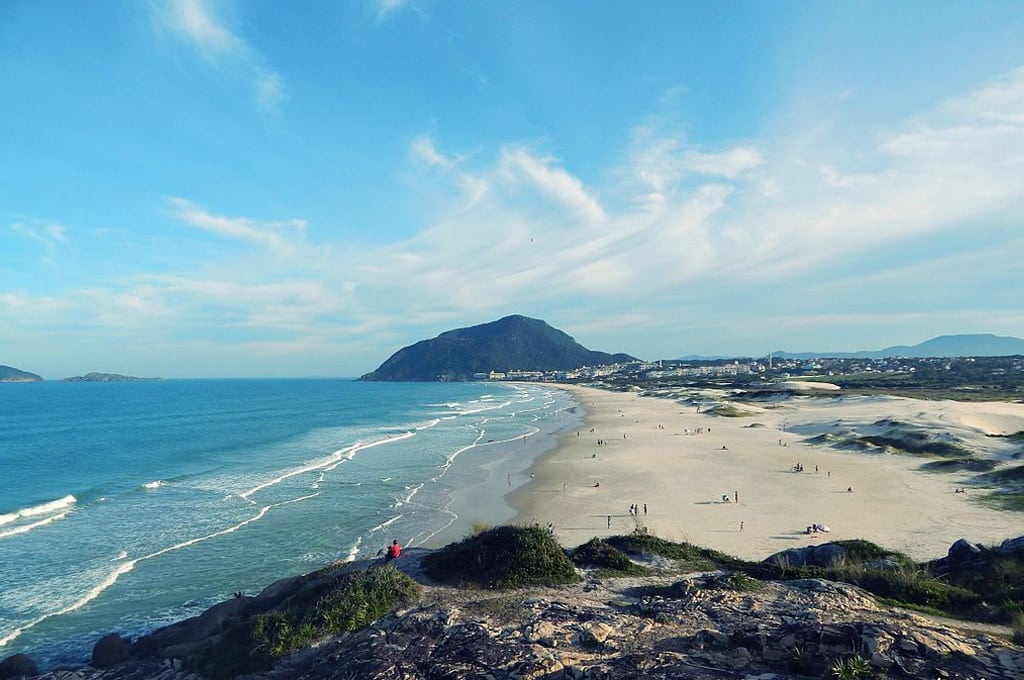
[
  {"x1": 0, "y1": 365, "x2": 43, "y2": 382},
  {"x1": 359, "y1": 315, "x2": 637, "y2": 381}
]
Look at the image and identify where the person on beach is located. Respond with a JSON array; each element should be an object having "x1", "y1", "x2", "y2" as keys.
[{"x1": 385, "y1": 540, "x2": 401, "y2": 562}]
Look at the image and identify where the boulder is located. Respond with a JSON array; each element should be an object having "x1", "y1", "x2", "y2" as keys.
[
  {"x1": 764, "y1": 542, "x2": 847, "y2": 568},
  {"x1": 997, "y1": 535, "x2": 1024, "y2": 556},
  {"x1": 947, "y1": 538, "x2": 983, "y2": 562},
  {"x1": 92, "y1": 633, "x2": 131, "y2": 668},
  {"x1": 0, "y1": 653, "x2": 38, "y2": 679}
]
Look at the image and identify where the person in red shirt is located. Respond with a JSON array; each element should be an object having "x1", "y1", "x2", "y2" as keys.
[{"x1": 385, "y1": 540, "x2": 401, "y2": 561}]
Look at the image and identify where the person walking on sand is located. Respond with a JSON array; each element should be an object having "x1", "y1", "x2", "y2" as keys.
[{"x1": 607, "y1": 515, "x2": 611, "y2": 528}]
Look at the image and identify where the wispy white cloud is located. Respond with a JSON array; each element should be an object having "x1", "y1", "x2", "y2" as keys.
[
  {"x1": 158, "y1": 0, "x2": 286, "y2": 109},
  {"x1": 499, "y1": 147, "x2": 606, "y2": 223},
  {"x1": 170, "y1": 198, "x2": 307, "y2": 253},
  {"x1": 410, "y1": 135, "x2": 455, "y2": 170},
  {"x1": 11, "y1": 222, "x2": 66, "y2": 247}
]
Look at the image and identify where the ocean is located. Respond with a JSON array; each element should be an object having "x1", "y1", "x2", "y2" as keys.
[{"x1": 0, "y1": 379, "x2": 579, "y2": 670}]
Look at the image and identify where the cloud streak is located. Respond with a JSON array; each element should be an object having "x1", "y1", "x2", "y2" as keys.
[{"x1": 159, "y1": 0, "x2": 285, "y2": 109}]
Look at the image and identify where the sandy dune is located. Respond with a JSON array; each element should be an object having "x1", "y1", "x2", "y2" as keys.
[{"x1": 508, "y1": 385, "x2": 1024, "y2": 562}]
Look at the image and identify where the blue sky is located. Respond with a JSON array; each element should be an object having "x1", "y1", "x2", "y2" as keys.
[{"x1": 2, "y1": 1, "x2": 1023, "y2": 378}]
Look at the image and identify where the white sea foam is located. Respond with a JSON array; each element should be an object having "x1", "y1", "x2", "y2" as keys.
[
  {"x1": 237, "y1": 431, "x2": 417, "y2": 501},
  {"x1": 0, "y1": 494, "x2": 77, "y2": 526},
  {"x1": 143, "y1": 480, "x2": 163, "y2": 490},
  {"x1": 370, "y1": 514, "x2": 402, "y2": 533},
  {"x1": 345, "y1": 536, "x2": 362, "y2": 562},
  {"x1": 0, "y1": 490, "x2": 322, "y2": 649},
  {"x1": 402, "y1": 483, "x2": 424, "y2": 505},
  {"x1": 0, "y1": 511, "x2": 70, "y2": 540}
]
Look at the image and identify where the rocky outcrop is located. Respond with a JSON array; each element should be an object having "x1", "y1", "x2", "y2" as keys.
[
  {"x1": 764, "y1": 542, "x2": 850, "y2": 568},
  {"x1": 0, "y1": 653, "x2": 38, "y2": 679},
  {"x1": 8, "y1": 551, "x2": 1022, "y2": 680}
]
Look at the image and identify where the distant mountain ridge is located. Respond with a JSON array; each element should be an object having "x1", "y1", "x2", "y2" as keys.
[
  {"x1": 360, "y1": 315, "x2": 637, "y2": 381},
  {"x1": 675, "y1": 334, "x2": 1024, "y2": 361},
  {"x1": 773, "y1": 334, "x2": 1024, "y2": 360},
  {"x1": 0, "y1": 365, "x2": 43, "y2": 382}
]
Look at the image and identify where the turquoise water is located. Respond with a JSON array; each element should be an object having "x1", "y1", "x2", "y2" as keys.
[{"x1": 0, "y1": 379, "x2": 578, "y2": 669}]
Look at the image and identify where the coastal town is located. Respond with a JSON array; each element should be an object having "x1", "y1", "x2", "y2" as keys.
[{"x1": 476, "y1": 354, "x2": 1024, "y2": 395}]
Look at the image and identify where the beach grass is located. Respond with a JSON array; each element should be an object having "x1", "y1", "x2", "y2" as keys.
[{"x1": 196, "y1": 564, "x2": 420, "y2": 678}]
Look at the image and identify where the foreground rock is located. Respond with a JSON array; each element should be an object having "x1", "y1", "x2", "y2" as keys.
[{"x1": 10, "y1": 549, "x2": 1022, "y2": 680}]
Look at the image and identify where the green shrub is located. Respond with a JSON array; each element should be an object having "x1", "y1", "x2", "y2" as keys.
[
  {"x1": 571, "y1": 538, "x2": 648, "y2": 575},
  {"x1": 422, "y1": 525, "x2": 579, "y2": 589},
  {"x1": 195, "y1": 564, "x2": 420, "y2": 678},
  {"x1": 830, "y1": 654, "x2": 873, "y2": 680}
]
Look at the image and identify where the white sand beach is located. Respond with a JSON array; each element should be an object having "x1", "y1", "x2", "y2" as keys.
[{"x1": 508, "y1": 385, "x2": 1024, "y2": 562}]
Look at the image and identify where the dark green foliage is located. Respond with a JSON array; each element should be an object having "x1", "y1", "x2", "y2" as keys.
[
  {"x1": 857, "y1": 435, "x2": 969, "y2": 457},
  {"x1": 422, "y1": 525, "x2": 580, "y2": 588},
  {"x1": 606, "y1": 534, "x2": 732, "y2": 566},
  {"x1": 359, "y1": 315, "x2": 636, "y2": 381},
  {"x1": 984, "y1": 492, "x2": 1024, "y2": 511},
  {"x1": 935, "y1": 552, "x2": 1024, "y2": 623},
  {"x1": 194, "y1": 565, "x2": 420, "y2": 678},
  {"x1": 570, "y1": 538, "x2": 648, "y2": 575},
  {"x1": 831, "y1": 539, "x2": 907, "y2": 562},
  {"x1": 920, "y1": 458, "x2": 997, "y2": 473},
  {"x1": 982, "y1": 464, "x2": 1024, "y2": 484}
]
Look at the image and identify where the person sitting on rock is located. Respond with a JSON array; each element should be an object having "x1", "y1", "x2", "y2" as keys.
[{"x1": 385, "y1": 540, "x2": 401, "y2": 562}]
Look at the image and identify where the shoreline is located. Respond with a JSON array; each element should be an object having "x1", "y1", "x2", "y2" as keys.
[
  {"x1": 509, "y1": 384, "x2": 1024, "y2": 562},
  {"x1": 420, "y1": 384, "x2": 585, "y2": 549}
]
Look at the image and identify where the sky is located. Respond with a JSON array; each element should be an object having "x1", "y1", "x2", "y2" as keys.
[{"x1": 2, "y1": 1, "x2": 1024, "y2": 378}]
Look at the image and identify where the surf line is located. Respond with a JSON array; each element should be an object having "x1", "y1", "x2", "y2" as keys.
[
  {"x1": 239, "y1": 431, "x2": 416, "y2": 503},
  {"x1": 0, "y1": 492, "x2": 318, "y2": 650},
  {"x1": 0, "y1": 511, "x2": 72, "y2": 540}
]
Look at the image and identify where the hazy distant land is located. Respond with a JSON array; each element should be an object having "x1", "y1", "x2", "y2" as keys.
[{"x1": 62, "y1": 372, "x2": 162, "y2": 382}]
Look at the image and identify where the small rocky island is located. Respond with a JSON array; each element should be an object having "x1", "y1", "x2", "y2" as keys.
[
  {"x1": 0, "y1": 365, "x2": 43, "y2": 382},
  {"x1": 4, "y1": 527, "x2": 1022, "y2": 680},
  {"x1": 62, "y1": 373, "x2": 162, "y2": 382}
]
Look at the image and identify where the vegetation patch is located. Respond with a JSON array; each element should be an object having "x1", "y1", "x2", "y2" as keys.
[
  {"x1": 919, "y1": 458, "x2": 997, "y2": 473},
  {"x1": 422, "y1": 525, "x2": 579, "y2": 589},
  {"x1": 589, "y1": 531, "x2": 1024, "y2": 625},
  {"x1": 605, "y1": 534, "x2": 735, "y2": 571},
  {"x1": 856, "y1": 434, "x2": 970, "y2": 457},
  {"x1": 570, "y1": 538, "x2": 649, "y2": 575},
  {"x1": 705, "y1": 404, "x2": 757, "y2": 417},
  {"x1": 195, "y1": 564, "x2": 420, "y2": 678},
  {"x1": 981, "y1": 464, "x2": 1024, "y2": 485}
]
